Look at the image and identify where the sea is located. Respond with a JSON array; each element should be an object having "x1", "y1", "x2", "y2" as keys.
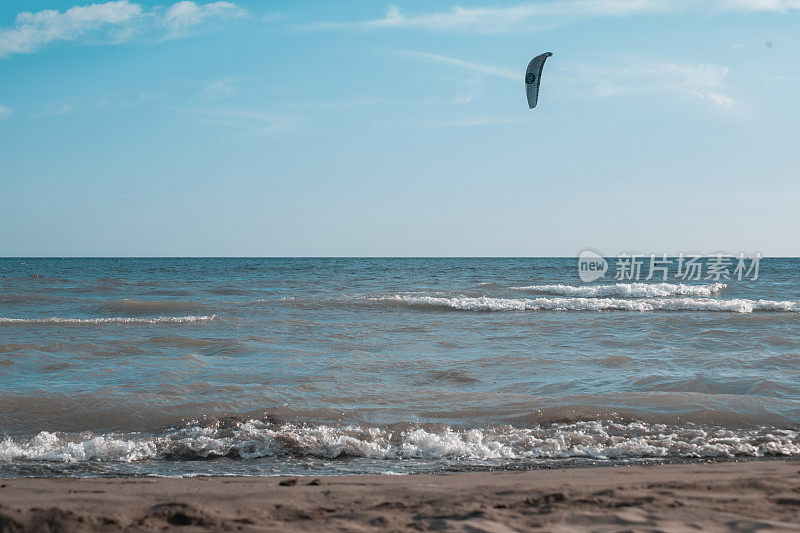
[{"x1": 1, "y1": 257, "x2": 799, "y2": 478}]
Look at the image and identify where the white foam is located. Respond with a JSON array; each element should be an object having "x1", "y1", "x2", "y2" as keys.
[
  {"x1": 380, "y1": 295, "x2": 800, "y2": 313},
  {"x1": 510, "y1": 282, "x2": 727, "y2": 298},
  {"x1": 0, "y1": 315, "x2": 219, "y2": 325},
  {"x1": 1, "y1": 420, "x2": 798, "y2": 464},
  {"x1": 0, "y1": 431, "x2": 157, "y2": 463}
]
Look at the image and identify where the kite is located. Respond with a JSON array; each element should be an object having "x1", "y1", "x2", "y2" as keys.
[{"x1": 525, "y1": 52, "x2": 552, "y2": 109}]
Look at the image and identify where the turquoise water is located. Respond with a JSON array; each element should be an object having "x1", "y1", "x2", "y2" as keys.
[{"x1": 1, "y1": 257, "x2": 799, "y2": 476}]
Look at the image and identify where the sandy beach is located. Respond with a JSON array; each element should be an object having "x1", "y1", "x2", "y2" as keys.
[{"x1": 0, "y1": 460, "x2": 798, "y2": 531}]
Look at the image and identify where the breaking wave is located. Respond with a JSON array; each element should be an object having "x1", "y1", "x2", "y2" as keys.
[
  {"x1": 0, "y1": 315, "x2": 219, "y2": 325},
  {"x1": 510, "y1": 282, "x2": 727, "y2": 298},
  {"x1": 378, "y1": 295, "x2": 800, "y2": 313},
  {"x1": 1, "y1": 419, "x2": 798, "y2": 465}
]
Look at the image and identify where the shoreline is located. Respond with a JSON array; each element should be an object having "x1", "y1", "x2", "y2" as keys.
[{"x1": 1, "y1": 460, "x2": 799, "y2": 531}]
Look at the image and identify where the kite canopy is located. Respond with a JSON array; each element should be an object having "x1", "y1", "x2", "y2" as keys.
[{"x1": 525, "y1": 52, "x2": 552, "y2": 109}]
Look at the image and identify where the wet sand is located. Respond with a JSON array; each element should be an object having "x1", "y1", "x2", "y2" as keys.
[{"x1": 1, "y1": 460, "x2": 799, "y2": 531}]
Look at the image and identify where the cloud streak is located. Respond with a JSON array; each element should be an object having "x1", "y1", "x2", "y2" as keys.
[
  {"x1": 567, "y1": 57, "x2": 737, "y2": 108},
  {"x1": 403, "y1": 50, "x2": 736, "y2": 109},
  {"x1": 403, "y1": 51, "x2": 517, "y2": 80},
  {"x1": 311, "y1": 1, "x2": 800, "y2": 33},
  {"x1": 695, "y1": 91, "x2": 737, "y2": 108},
  {"x1": 0, "y1": 0, "x2": 245, "y2": 58},
  {"x1": 199, "y1": 77, "x2": 236, "y2": 102}
]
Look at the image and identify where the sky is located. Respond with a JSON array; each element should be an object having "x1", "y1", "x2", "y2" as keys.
[{"x1": 0, "y1": 0, "x2": 798, "y2": 256}]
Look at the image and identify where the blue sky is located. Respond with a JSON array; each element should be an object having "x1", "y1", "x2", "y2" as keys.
[{"x1": 1, "y1": 0, "x2": 798, "y2": 256}]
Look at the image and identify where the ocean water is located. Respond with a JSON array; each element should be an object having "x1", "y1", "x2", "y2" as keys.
[{"x1": 1, "y1": 257, "x2": 799, "y2": 477}]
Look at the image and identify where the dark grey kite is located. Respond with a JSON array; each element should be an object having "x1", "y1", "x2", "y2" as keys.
[{"x1": 525, "y1": 52, "x2": 552, "y2": 109}]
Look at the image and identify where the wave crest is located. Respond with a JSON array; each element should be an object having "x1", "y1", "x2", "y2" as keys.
[
  {"x1": 510, "y1": 282, "x2": 727, "y2": 298},
  {"x1": 1, "y1": 420, "x2": 798, "y2": 464},
  {"x1": 0, "y1": 315, "x2": 219, "y2": 325},
  {"x1": 378, "y1": 295, "x2": 800, "y2": 313}
]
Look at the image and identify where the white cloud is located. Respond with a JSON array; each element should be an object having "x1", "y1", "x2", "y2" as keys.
[
  {"x1": 567, "y1": 57, "x2": 737, "y2": 108},
  {"x1": 0, "y1": 106, "x2": 11, "y2": 118},
  {"x1": 403, "y1": 51, "x2": 517, "y2": 80},
  {"x1": 696, "y1": 91, "x2": 737, "y2": 108},
  {"x1": 312, "y1": 1, "x2": 800, "y2": 33},
  {"x1": 0, "y1": 1, "x2": 245, "y2": 57},
  {"x1": 162, "y1": 1, "x2": 245, "y2": 40},
  {"x1": 0, "y1": 1, "x2": 142, "y2": 56},
  {"x1": 199, "y1": 77, "x2": 236, "y2": 102},
  {"x1": 718, "y1": 0, "x2": 800, "y2": 11}
]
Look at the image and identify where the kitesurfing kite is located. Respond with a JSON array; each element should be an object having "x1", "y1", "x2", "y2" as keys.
[{"x1": 525, "y1": 52, "x2": 552, "y2": 109}]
